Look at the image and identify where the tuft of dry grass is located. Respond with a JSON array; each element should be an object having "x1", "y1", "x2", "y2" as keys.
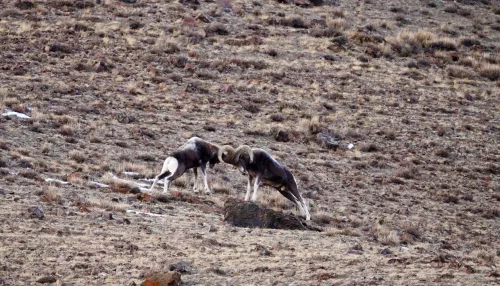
[
  {"x1": 68, "y1": 150, "x2": 86, "y2": 163},
  {"x1": 458, "y1": 56, "x2": 477, "y2": 67},
  {"x1": 429, "y1": 37, "x2": 457, "y2": 51},
  {"x1": 447, "y1": 66, "x2": 476, "y2": 79},
  {"x1": 59, "y1": 124, "x2": 74, "y2": 136},
  {"x1": 476, "y1": 63, "x2": 500, "y2": 81},
  {"x1": 331, "y1": 8, "x2": 345, "y2": 18},
  {"x1": 387, "y1": 30, "x2": 433, "y2": 56},
  {"x1": 87, "y1": 198, "x2": 129, "y2": 213},
  {"x1": 117, "y1": 162, "x2": 155, "y2": 178},
  {"x1": 41, "y1": 186, "x2": 62, "y2": 204}
]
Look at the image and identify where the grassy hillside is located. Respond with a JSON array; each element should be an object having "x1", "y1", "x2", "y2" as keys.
[{"x1": 0, "y1": 0, "x2": 498, "y2": 284}]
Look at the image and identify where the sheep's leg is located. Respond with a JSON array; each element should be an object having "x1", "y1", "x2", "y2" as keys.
[
  {"x1": 244, "y1": 175, "x2": 252, "y2": 201},
  {"x1": 200, "y1": 163, "x2": 211, "y2": 194},
  {"x1": 299, "y1": 195, "x2": 311, "y2": 221},
  {"x1": 149, "y1": 157, "x2": 173, "y2": 192},
  {"x1": 192, "y1": 168, "x2": 199, "y2": 193},
  {"x1": 160, "y1": 157, "x2": 179, "y2": 194},
  {"x1": 279, "y1": 190, "x2": 311, "y2": 221},
  {"x1": 251, "y1": 175, "x2": 260, "y2": 202}
]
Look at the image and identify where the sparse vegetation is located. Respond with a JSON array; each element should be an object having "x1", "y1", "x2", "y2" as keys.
[{"x1": 1, "y1": 0, "x2": 498, "y2": 284}]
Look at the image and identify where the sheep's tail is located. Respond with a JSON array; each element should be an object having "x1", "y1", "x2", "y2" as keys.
[{"x1": 157, "y1": 157, "x2": 173, "y2": 179}]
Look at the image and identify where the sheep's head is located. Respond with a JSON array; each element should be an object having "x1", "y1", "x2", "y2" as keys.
[
  {"x1": 233, "y1": 145, "x2": 254, "y2": 164},
  {"x1": 218, "y1": 145, "x2": 236, "y2": 165}
]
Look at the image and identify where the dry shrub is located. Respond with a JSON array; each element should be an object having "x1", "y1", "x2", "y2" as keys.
[
  {"x1": 395, "y1": 167, "x2": 419, "y2": 179},
  {"x1": 211, "y1": 181, "x2": 232, "y2": 195},
  {"x1": 458, "y1": 56, "x2": 477, "y2": 67},
  {"x1": 230, "y1": 58, "x2": 267, "y2": 70},
  {"x1": 400, "y1": 221, "x2": 422, "y2": 240},
  {"x1": 327, "y1": 18, "x2": 345, "y2": 31},
  {"x1": 336, "y1": 228, "x2": 361, "y2": 237},
  {"x1": 279, "y1": 17, "x2": 309, "y2": 29},
  {"x1": 117, "y1": 162, "x2": 154, "y2": 178},
  {"x1": 447, "y1": 66, "x2": 476, "y2": 79},
  {"x1": 476, "y1": 63, "x2": 500, "y2": 81},
  {"x1": 387, "y1": 30, "x2": 433, "y2": 56},
  {"x1": 370, "y1": 223, "x2": 400, "y2": 245},
  {"x1": 298, "y1": 116, "x2": 324, "y2": 135},
  {"x1": 205, "y1": 23, "x2": 230, "y2": 36},
  {"x1": 19, "y1": 169, "x2": 39, "y2": 180},
  {"x1": 331, "y1": 8, "x2": 345, "y2": 18},
  {"x1": 59, "y1": 124, "x2": 74, "y2": 136},
  {"x1": 41, "y1": 186, "x2": 62, "y2": 204},
  {"x1": 310, "y1": 27, "x2": 343, "y2": 38},
  {"x1": 100, "y1": 173, "x2": 141, "y2": 193},
  {"x1": 172, "y1": 175, "x2": 189, "y2": 188},
  {"x1": 313, "y1": 212, "x2": 335, "y2": 225},
  {"x1": 460, "y1": 37, "x2": 481, "y2": 48},
  {"x1": 68, "y1": 150, "x2": 86, "y2": 163},
  {"x1": 87, "y1": 198, "x2": 128, "y2": 213},
  {"x1": 359, "y1": 143, "x2": 379, "y2": 152},
  {"x1": 429, "y1": 37, "x2": 457, "y2": 51}
]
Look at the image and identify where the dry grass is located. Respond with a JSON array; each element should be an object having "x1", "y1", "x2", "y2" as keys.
[
  {"x1": 87, "y1": 198, "x2": 129, "y2": 212},
  {"x1": 41, "y1": 185, "x2": 62, "y2": 204},
  {"x1": 68, "y1": 150, "x2": 86, "y2": 163},
  {"x1": 476, "y1": 63, "x2": 500, "y2": 81},
  {"x1": 429, "y1": 37, "x2": 458, "y2": 51},
  {"x1": 117, "y1": 162, "x2": 155, "y2": 178},
  {"x1": 387, "y1": 30, "x2": 433, "y2": 56},
  {"x1": 447, "y1": 66, "x2": 476, "y2": 79},
  {"x1": 100, "y1": 173, "x2": 142, "y2": 192}
]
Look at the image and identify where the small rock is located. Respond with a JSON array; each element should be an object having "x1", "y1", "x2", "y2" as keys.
[
  {"x1": 36, "y1": 276, "x2": 57, "y2": 284},
  {"x1": 93, "y1": 61, "x2": 109, "y2": 73},
  {"x1": 316, "y1": 131, "x2": 341, "y2": 150},
  {"x1": 15, "y1": 1, "x2": 36, "y2": 10},
  {"x1": 254, "y1": 244, "x2": 273, "y2": 256},
  {"x1": 143, "y1": 271, "x2": 181, "y2": 286},
  {"x1": 208, "y1": 224, "x2": 217, "y2": 232},
  {"x1": 169, "y1": 261, "x2": 193, "y2": 274},
  {"x1": 380, "y1": 248, "x2": 392, "y2": 255},
  {"x1": 27, "y1": 206, "x2": 44, "y2": 220}
]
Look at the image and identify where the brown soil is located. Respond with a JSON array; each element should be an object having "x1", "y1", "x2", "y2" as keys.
[{"x1": 0, "y1": 0, "x2": 499, "y2": 285}]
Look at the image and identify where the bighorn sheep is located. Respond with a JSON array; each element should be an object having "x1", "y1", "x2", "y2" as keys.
[
  {"x1": 219, "y1": 145, "x2": 311, "y2": 220},
  {"x1": 149, "y1": 137, "x2": 226, "y2": 194}
]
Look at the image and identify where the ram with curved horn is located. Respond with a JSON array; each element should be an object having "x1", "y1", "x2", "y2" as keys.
[
  {"x1": 149, "y1": 137, "x2": 229, "y2": 194},
  {"x1": 225, "y1": 145, "x2": 311, "y2": 221}
]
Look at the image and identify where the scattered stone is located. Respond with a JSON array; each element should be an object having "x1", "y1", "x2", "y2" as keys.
[
  {"x1": 36, "y1": 276, "x2": 57, "y2": 284},
  {"x1": 93, "y1": 61, "x2": 109, "y2": 73},
  {"x1": 254, "y1": 244, "x2": 273, "y2": 256},
  {"x1": 45, "y1": 44, "x2": 72, "y2": 53},
  {"x1": 143, "y1": 271, "x2": 181, "y2": 286},
  {"x1": 223, "y1": 198, "x2": 321, "y2": 231},
  {"x1": 208, "y1": 224, "x2": 218, "y2": 232},
  {"x1": 316, "y1": 131, "x2": 341, "y2": 150},
  {"x1": 26, "y1": 206, "x2": 44, "y2": 220},
  {"x1": 169, "y1": 261, "x2": 193, "y2": 274},
  {"x1": 380, "y1": 248, "x2": 392, "y2": 255},
  {"x1": 15, "y1": 1, "x2": 36, "y2": 10}
]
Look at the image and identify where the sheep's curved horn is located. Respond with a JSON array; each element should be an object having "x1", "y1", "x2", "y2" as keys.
[
  {"x1": 234, "y1": 145, "x2": 254, "y2": 163},
  {"x1": 218, "y1": 145, "x2": 236, "y2": 164}
]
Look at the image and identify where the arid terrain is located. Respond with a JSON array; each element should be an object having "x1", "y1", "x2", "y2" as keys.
[{"x1": 0, "y1": 0, "x2": 499, "y2": 285}]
